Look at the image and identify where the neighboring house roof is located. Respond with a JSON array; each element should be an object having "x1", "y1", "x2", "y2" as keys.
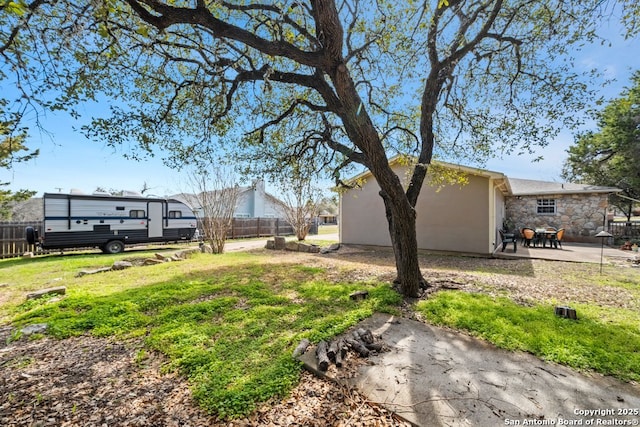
[
  {"x1": 507, "y1": 178, "x2": 621, "y2": 196},
  {"x1": 263, "y1": 192, "x2": 286, "y2": 208},
  {"x1": 171, "y1": 179, "x2": 287, "y2": 215},
  {"x1": 169, "y1": 183, "x2": 251, "y2": 209}
]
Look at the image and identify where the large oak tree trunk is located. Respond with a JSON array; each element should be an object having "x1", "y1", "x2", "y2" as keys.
[
  {"x1": 380, "y1": 191, "x2": 424, "y2": 298},
  {"x1": 314, "y1": 0, "x2": 425, "y2": 297},
  {"x1": 328, "y1": 67, "x2": 426, "y2": 297}
]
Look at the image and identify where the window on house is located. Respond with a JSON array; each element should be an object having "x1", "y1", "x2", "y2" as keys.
[
  {"x1": 168, "y1": 210, "x2": 182, "y2": 219},
  {"x1": 536, "y1": 199, "x2": 556, "y2": 214},
  {"x1": 129, "y1": 209, "x2": 146, "y2": 218}
]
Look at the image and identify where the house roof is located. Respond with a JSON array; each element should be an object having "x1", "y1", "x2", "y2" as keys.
[
  {"x1": 343, "y1": 156, "x2": 512, "y2": 194},
  {"x1": 343, "y1": 155, "x2": 623, "y2": 197},
  {"x1": 351, "y1": 156, "x2": 507, "y2": 179},
  {"x1": 507, "y1": 178, "x2": 621, "y2": 196}
]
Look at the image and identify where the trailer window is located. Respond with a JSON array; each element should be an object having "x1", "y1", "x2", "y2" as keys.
[
  {"x1": 116, "y1": 206, "x2": 125, "y2": 211},
  {"x1": 130, "y1": 209, "x2": 146, "y2": 218},
  {"x1": 168, "y1": 210, "x2": 182, "y2": 219}
]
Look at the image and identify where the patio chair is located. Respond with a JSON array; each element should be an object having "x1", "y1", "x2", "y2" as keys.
[
  {"x1": 499, "y1": 229, "x2": 517, "y2": 252},
  {"x1": 550, "y1": 228, "x2": 565, "y2": 249},
  {"x1": 521, "y1": 228, "x2": 538, "y2": 247}
]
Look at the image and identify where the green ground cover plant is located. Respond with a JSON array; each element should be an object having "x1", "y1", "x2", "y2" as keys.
[
  {"x1": 415, "y1": 290, "x2": 640, "y2": 381},
  {"x1": 2, "y1": 249, "x2": 400, "y2": 419}
]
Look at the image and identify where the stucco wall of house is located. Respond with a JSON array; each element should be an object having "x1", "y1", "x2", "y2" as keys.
[
  {"x1": 339, "y1": 173, "x2": 390, "y2": 247},
  {"x1": 505, "y1": 193, "x2": 609, "y2": 242},
  {"x1": 340, "y1": 165, "x2": 497, "y2": 254},
  {"x1": 235, "y1": 191, "x2": 255, "y2": 217},
  {"x1": 234, "y1": 180, "x2": 285, "y2": 218}
]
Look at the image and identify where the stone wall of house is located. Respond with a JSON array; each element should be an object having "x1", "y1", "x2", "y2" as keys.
[{"x1": 505, "y1": 193, "x2": 609, "y2": 242}]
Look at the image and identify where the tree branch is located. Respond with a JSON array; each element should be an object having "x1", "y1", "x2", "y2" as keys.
[{"x1": 124, "y1": 0, "x2": 326, "y2": 68}]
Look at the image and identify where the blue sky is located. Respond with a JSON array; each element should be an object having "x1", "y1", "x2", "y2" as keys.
[
  {"x1": 484, "y1": 25, "x2": 640, "y2": 181},
  {"x1": 2, "y1": 22, "x2": 639, "y2": 198}
]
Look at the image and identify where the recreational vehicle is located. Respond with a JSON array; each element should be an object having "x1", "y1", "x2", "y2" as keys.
[{"x1": 25, "y1": 192, "x2": 197, "y2": 254}]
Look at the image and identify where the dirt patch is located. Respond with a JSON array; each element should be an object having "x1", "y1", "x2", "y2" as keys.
[{"x1": 306, "y1": 247, "x2": 639, "y2": 311}]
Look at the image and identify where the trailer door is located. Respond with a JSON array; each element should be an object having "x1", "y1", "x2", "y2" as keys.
[{"x1": 148, "y1": 201, "x2": 164, "y2": 238}]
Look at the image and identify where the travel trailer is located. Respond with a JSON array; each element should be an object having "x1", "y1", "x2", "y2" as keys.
[{"x1": 26, "y1": 191, "x2": 197, "y2": 254}]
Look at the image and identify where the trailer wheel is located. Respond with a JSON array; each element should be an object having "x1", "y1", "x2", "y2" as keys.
[
  {"x1": 103, "y1": 240, "x2": 125, "y2": 254},
  {"x1": 25, "y1": 227, "x2": 38, "y2": 245}
]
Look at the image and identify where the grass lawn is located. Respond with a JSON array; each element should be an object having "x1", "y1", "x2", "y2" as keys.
[
  {"x1": 2, "y1": 246, "x2": 640, "y2": 419},
  {"x1": 316, "y1": 224, "x2": 338, "y2": 235},
  {"x1": 415, "y1": 291, "x2": 640, "y2": 381}
]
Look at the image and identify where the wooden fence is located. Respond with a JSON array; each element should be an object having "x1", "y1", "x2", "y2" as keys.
[
  {"x1": 229, "y1": 217, "x2": 294, "y2": 239},
  {"x1": 0, "y1": 221, "x2": 40, "y2": 259},
  {"x1": 0, "y1": 218, "x2": 295, "y2": 259},
  {"x1": 608, "y1": 221, "x2": 640, "y2": 242}
]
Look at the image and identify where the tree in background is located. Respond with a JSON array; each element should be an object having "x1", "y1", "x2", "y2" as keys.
[
  {"x1": 0, "y1": 1, "x2": 625, "y2": 296},
  {"x1": 181, "y1": 166, "x2": 239, "y2": 254},
  {"x1": 1, "y1": 2, "x2": 42, "y2": 171},
  {"x1": 2, "y1": 8, "x2": 41, "y2": 219},
  {"x1": 562, "y1": 71, "x2": 640, "y2": 220},
  {"x1": 0, "y1": 119, "x2": 37, "y2": 219},
  {"x1": 619, "y1": 0, "x2": 640, "y2": 38},
  {"x1": 317, "y1": 194, "x2": 338, "y2": 219},
  {"x1": 277, "y1": 166, "x2": 323, "y2": 241}
]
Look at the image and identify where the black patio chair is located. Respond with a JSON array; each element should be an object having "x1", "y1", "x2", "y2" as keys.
[{"x1": 499, "y1": 229, "x2": 517, "y2": 252}]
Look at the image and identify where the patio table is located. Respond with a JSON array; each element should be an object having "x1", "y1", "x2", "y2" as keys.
[{"x1": 535, "y1": 229, "x2": 558, "y2": 248}]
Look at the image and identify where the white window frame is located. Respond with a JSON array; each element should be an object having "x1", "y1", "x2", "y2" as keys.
[{"x1": 536, "y1": 199, "x2": 556, "y2": 215}]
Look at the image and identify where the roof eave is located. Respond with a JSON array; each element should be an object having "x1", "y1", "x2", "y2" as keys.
[
  {"x1": 342, "y1": 156, "x2": 507, "y2": 186},
  {"x1": 511, "y1": 188, "x2": 621, "y2": 196}
]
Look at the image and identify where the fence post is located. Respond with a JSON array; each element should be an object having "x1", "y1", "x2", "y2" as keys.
[{"x1": 308, "y1": 218, "x2": 319, "y2": 235}]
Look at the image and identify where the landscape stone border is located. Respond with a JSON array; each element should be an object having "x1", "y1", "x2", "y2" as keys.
[{"x1": 76, "y1": 248, "x2": 201, "y2": 277}]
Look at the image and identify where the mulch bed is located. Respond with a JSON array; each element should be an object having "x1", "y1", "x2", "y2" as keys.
[{"x1": 0, "y1": 329, "x2": 408, "y2": 426}]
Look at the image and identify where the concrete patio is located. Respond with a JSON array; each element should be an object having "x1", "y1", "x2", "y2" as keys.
[{"x1": 494, "y1": 240, "x2": 639, "y2": 265}]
